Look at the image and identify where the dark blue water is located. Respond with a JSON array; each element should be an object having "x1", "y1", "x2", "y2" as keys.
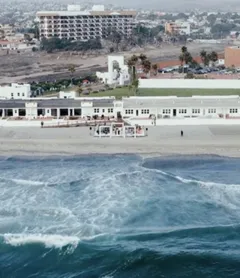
[{"x1": 0, "y1": 154, "x2": 240, "y2": 278}]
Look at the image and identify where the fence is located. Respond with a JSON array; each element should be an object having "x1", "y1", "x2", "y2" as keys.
[{"x1": 139, "y1": 79, "x2": 240, "y2": 89}]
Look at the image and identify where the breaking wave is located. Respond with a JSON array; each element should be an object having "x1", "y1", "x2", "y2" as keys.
[{"x1": 1, "y1": 154, "x2": 240, "y2": 277}]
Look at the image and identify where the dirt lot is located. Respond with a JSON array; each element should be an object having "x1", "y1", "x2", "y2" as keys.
[{"x1": 0, "y1": 42, "x2": 227, "y2": 84}]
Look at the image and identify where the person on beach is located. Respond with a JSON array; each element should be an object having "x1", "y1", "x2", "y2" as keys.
[{"x1": 181, "y1": 130, "x2": 183, "y2": 137}]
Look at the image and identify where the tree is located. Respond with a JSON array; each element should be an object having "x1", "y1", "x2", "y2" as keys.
[
  {"x1": 152, "y1": 64, "x2": 158, "y2": 75},
  {"x1": 179, "y1": 54, "x2": 184, "y2": 66},
  {"x1": 127, "y1": 55, "x2": 141, "y2": 95},
  {"x1": 104, "y1": 28, "x2": 122, "y2": 51},
  {"x1": 40, "y1": 38, "x2": 102, "y2": 52},
  {"x1": 200, "y1": 50, "x2": 207, "y2": 63},
  {"x1": 132, "y1": 78, "x2": 139, "y2": 96},
  {"x1": 181, "y1": 46, "x2": 187, "y2": 54},
  {"x1": 179, "y1": 46, "x2": 192, "y2": 65},
  {"x1": 142, "y1": 59, "x2": 151, "y2": 74},
  {"x1": 127, "y1": 54, "x2": 139, "y2": 82},
  {"x1": 139, "y1": 53, "x2": 147, "y2": 62},
  {"x1": 184, "y1": 52, "x2": 193, "y2": 64},
  {"x1": 200, "y1": 50, "x2": 209, "y2": 66},
  {"x1": 77, "y1": 86, "x2": 83, "y2": 95},
  {"x1": 200, "y1": 50, "x2": 218, "y2": 66},
  {"x1": 68, "y1": 65, "x2": 76, "y2": 84},
  {"x1": 209, "y1": 51, "x2": 218, "y2": 65}
]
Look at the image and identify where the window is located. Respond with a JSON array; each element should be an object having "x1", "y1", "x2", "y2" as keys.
[
  {"x1": 141, "y1": 109, "x2": 149, "y2": 114},
  {"x1": 108, "y1": 108, "x2": 113, "y2": 113},
  {"x1": 179, "y1": 109, "x2": 187, "y2": 114},
  {"x1": 17, "y1": 93, "x2": 20, "y2": 96},
  {"x1": 22, "y1": 93, "x2": 25, "y2": 96},
  {"x1": 192, "y1": 109, "x2": 200, "y2": 114},
  {"x1": 230, "y1": 108, "x2": 238, "y2": 113},
  {"x1": 47, "y1": 110, "x2": 50, "y2": 113},
  {"x1": 94, "y1": 108, "x2": 99, "y2": 113},
  {"x1": 208, "y1": 109, "x2": 216, "y2": 114},
  {"x1": 102, "y1": 109, "x2": 105, "y2": 113},
  {"x1": 11, "y1": 93, "x2": 13, "y2": 96},
  {"x1": 163, "y1": 109, "x2": 171, "y2": 114},
  {"x1": 125, "y1": 109, "x2": 133, "y2": 114}
]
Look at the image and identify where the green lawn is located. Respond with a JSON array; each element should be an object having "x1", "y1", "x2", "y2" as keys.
[
  {"x1": 86, "y1": 87, "x2": 240, "y2": 99},
  {"x1": 43, "y1": 87, "x2": 240, "y2": 99}
]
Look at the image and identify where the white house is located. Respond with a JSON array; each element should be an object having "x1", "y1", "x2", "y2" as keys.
[
  {"x1": 0, "y1": 83, "x2": 31, "y2": 99},
  {"x1": 96, "y1": 55, "x2": 130, "y2": 85}
]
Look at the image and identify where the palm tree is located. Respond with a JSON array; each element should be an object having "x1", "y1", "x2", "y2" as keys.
[
  {"x1": 132, "y1": 78, "x2": 139, "y2": 96},
  {"x1": 152, "y1": 64, "x2": 158, "y2": 75},
  {"x1": 139, "y1": 53, "x2": 147, "y2": 62},
  {"x1": 127, "y1": 54, "x2": 151, "y2": 95},
  {"x1": 142, "y1": 59, "x2": 151, "y2": 75},
  {"x1": 184, "y1": 52, "x2": 193, "y2": 65},
  {"x1": 179, "y1": 54, "x2": 184, "y2": 66},
  {"x1": 127, "y1": 55, "x2": 138, "y2": 82},
  {"x1": 200, "y1": 50, "x2": 208, "y2": 65},
  {"x1": 209, "y1": 51, "x2": 218, "y2": 66},
  {"x1": 68, "y1": 65, "x2": 76, "y2": 85},
  {"x1": 181, "y1": 46, "x2": 187, "y2": 54}
]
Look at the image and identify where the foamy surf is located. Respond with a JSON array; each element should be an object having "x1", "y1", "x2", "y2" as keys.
[
  {"x1": 1, "y1": 154, "x2": 240, "y2": 278},
  {"x1": 144, "y1": 166, "x2": 240, "y2": 189},
  {"x1": 3, "y1": 233, "x2": 80, "y2": 248},
  {"x1": 12, "y1": 179, "x2": 46, "y2": 186}
]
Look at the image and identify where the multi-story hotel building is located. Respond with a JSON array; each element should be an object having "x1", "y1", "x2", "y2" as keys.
[{"x1": 36, "y1": 5, "x2": 136, "y2": 41}]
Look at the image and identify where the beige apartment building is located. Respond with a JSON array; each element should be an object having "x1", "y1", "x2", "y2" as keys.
[
  {"x1": 224, "y1": 46, "x2": 240, "y2": 68},
  {"x1": 36, "y1": 5, "x2": 136, "y2": 41}
]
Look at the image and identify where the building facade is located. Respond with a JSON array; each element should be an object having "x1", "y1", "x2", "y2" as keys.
[
  {"x1": 0, "y1": 96, "x2": 240, "y2": 120},
  {"x1": 37, "y1": 5, "x2": 136, "y2": 41},
  {"x1": 121, "y1": 96, "x2": 240, "y2": 119},
  {"x1": 224, "y1": 46, "x2": 240, "y2": 68},
  {"x1": 0, "y1": 83, "x2": 31, "y2": 99},
  {"x1": 165, "y1": 21, "x2": 191, "y2": 35}
]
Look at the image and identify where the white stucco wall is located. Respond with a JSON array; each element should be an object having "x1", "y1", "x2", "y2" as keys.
[
  {"x1": 139, "y1": 79, "x2": 240, "y2": 89},
  {"x1": 128, "y1": 118, "x2": 240, "y2": 126},
  {"x1": 59, "y1": 91, "x2": 75, "y2": 98},
  {"x1": 0, "y1": 83, "x2": 31, "y2": 99}
]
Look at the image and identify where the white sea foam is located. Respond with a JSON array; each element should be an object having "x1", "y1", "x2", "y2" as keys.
[
  {"x1": 3, "y1": 233, "x2": 80, "y2": 248},
  {"x1": 1, "y1": 156, "x2": 240, "y2": 246},
  {"x1": 11, "y1": 179, "x2": 46, "y2": 186}
]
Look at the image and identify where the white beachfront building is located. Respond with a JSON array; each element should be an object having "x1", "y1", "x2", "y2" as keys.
[
  {"x1": 0, "y1": 83, "x2": 31, "y2": 99},
  {"x1": 0, "y1": 97, "x2": 116, "y2": 119},
  {"x1": 119, "y1": 96, "x2": 240, "y2": 119},
  {"x1": 1, "y1": 95, "x2": 240, "y2": 121}
]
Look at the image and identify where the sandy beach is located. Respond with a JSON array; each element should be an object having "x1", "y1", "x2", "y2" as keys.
[{"x1": 0, "y1": 125, "x2": 240, "y2": 157}]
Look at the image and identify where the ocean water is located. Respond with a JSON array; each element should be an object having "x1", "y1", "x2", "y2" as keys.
[{"x1": 1, "y1": 154, "x2": 240, "y2": 278}]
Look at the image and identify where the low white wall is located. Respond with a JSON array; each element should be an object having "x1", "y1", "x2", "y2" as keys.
[
  {"x1": 0, "y1": 119, "x2": 77, "y2": 127},
  {"x1": 129, "y1": 118, "x2": 240, "y2": 126},
  {"x1": 139, "y1": 79, "x2": 240, "y2": 89}
]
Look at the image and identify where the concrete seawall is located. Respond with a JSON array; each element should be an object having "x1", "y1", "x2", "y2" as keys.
[{"x1": 128, "y1": 118, "x2": 240, "y2": 126}]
